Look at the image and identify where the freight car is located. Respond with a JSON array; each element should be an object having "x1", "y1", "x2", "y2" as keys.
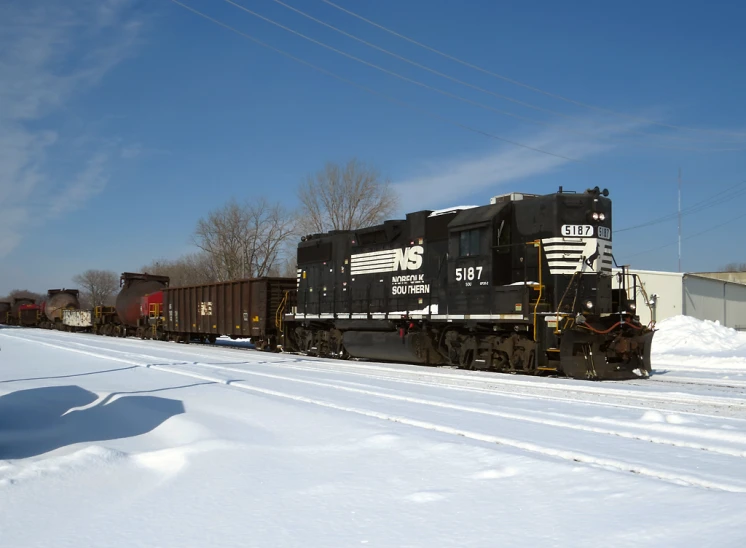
[
  {"x1": 56, "y1": 273, "x2": 170, "y2": 336},
  {"x1": 116, "y1": 272, "x2": 170, "y2": 330},
  {"x1": 9, "y1": 297, "x2": 42, "y2": 327},
  {"x1": 61, "y1": 309, "x2": 94, "y2": 332},
  {"x1": 131, "y1": 277, "x2": 296, "y2": 349},
  {"x1": 0, "y1": 301, "x2": 10, "y2": 324},
  {"x1": 40, "y1": 289, "x2": 80, "y2": 329},
  {"x1": 282, "y1": 187, "x2": 654, "y2": 381}
]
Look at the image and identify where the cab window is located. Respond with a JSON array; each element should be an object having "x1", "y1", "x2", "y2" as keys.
[{"x1": 459, "y1": 229, "x2": 480, "y2": 257}]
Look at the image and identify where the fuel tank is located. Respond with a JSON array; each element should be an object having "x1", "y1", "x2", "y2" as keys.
[
  {"x1": 115, "y1": 272, "x2": 170, "y2": 327},
  {"x1": 44, "y1": 289, "x2": 80, "y2": 323},
  {"x1": 341, "y1": 330, "x2": 444, "y2": 365}
]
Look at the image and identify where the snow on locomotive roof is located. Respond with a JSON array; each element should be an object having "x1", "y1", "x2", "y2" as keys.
[{"x1": 427, "y1": 205, "x2": 478, "y2": 217}]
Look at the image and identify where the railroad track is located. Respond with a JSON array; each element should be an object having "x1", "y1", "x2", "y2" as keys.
[
  {"x1": 19, "y1": 327, "x2": 746, "y2": 394},
  {"x1": 4, "y1": 329, "x2": 746, "y2": 494},
  {"x1": 9, "y1": 330, "x2": 746, "y2": 418}
]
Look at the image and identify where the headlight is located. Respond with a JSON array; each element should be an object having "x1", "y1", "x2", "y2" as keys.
[
  {"x1": 629, "y1": 303, "x2": 636, "y2": 311},
  {"x1": 598, "y1": 213, "x2": 606, "y2": 221},
  {"x1": 585, "y1": 300, "x2": 594, "y2": 309},
  {"x1": 592, "y1": 212, "x2": 600, "y2": 220}
]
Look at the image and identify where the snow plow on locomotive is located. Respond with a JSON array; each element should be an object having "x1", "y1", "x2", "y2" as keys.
[{"x1": 281, "y1": 187, "x2": 655, "y2": 380}]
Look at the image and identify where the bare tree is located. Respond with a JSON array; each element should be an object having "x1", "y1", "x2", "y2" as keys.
[
  {"x1": 141, "y1": 252, "x2": 217, "y2": 287},
  {"x1": 72, "y1": 269, "x2": 119, "y2": 309},
  {"x1": 193, "y1": 197, "x2": 297, "y2": 281},
  {"x1": 722, "y1": 262, "x2": 746, "y2": 272},
  {"x1": 268, "y1": 255, "x2": 298, "y2": 278},
  {"x1": 4, "y1": 289, "x2": 44, "y2": 303},
  {"x1": 297, "y1": 158, "x2": 396, "y2": 234}
]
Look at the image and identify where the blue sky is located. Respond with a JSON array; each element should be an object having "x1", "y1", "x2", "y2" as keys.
[{"x1": 1, "y1": 0, "x2": 745, "y2": 294}]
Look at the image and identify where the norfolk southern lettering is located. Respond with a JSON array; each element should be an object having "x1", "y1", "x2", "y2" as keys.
[{"x1": 391, "y1": 273, "x2": 430, "y2": 295}]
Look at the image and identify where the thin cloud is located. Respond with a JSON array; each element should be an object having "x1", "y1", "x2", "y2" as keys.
[
  {"x1": 48, "y1": 153, "x2": 111, "y2": 218},
  {"x1": 120, "y1": 144, "x2": 144, "y2": 160},
  {"x1": 0, "y1": 0, "x2": 145, "y2": 258},
  {"x1": 391, "y1": 115, "x2": 669, "y2": 212}
]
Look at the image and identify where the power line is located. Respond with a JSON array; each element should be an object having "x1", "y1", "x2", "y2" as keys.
[
  {"x1": 262, "y1": 0, "x2": 743, "y2": 151},
  {"x1": 616, "y1": 180, "x2": 746, "y2": 233},
  {"x1": 624, "y1": 209, "x2": 746, "y2": 259},
  {"x1": 234, "y1": 0, "x2": 744, "y2": 153},
  {"x1": 320, "y1": 0, "x2": 746, "y2": 140},
  {"x1": 169, "y1": 0, "x2": 741, "y2": 189},
  {"x1": 167, "y1": 0, "x2": 584, "y2": 163}
]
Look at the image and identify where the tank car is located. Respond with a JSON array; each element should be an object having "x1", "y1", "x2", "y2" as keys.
[
  {"x1": 282, "y1": 187, "x2": 654, "y2": 381},
  {"x1": 114, "y1": 272, "x2": 170, "y2": 334},
  {"x1": 42, "y1": 289, "x2": 80, "y2": 328}
]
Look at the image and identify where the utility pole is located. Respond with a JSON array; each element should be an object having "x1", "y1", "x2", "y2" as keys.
[{"x1": 678, "y1": 168, "x2": 682, "y2": 272}]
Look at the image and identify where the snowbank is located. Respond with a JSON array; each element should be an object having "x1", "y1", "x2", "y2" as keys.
[
  {"x1": 651, "y1": 315, "x2": 746, "y2": 373},
  {"x1": 652, "y1": 315, "x2": 746, "y2": 356}
]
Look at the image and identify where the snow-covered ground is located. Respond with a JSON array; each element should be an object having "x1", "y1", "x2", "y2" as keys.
[{"x1": 2, "y1": 318, "x2": 746, "y2": 547}]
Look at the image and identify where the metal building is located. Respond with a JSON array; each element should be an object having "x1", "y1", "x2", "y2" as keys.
[{"x1": 613, "y1": 269, "x2": 746, "y2": 329}]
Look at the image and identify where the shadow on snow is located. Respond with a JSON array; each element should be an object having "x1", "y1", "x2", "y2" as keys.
[{"x1": 0, "y1": 384, "x2": 191, "y2": 460}]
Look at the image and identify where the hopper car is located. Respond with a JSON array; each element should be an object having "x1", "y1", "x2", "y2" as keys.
[{"x1": 131, "y1": 277, "x2": 295, "y2": 349}]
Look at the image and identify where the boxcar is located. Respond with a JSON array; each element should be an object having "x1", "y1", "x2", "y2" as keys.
[{"x1": 162, "y1": 277, "x2": 296, "y2": 348}]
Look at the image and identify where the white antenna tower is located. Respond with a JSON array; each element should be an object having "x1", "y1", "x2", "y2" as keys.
[{"x1": 678, "y1": 168, "x2": 682, "y2": 272}]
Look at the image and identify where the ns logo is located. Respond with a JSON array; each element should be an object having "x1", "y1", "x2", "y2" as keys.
[{"x1": 394, "y1": 245, "x2": 423, "y2": 271}]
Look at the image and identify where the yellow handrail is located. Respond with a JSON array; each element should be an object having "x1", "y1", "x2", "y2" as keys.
[
  {"x1": 531, "y1": 240, "x2": 543, "y2": 342},
  {"x1": 275, "y1": 290, "x2": 290, "y2": 331}
]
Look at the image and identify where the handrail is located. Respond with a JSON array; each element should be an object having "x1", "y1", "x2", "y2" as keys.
[
  {"x1": 531, "y1": 239, "x2": 543, "y2": 341},
  {"x1": 275, "y1": 290, "x2": 290, "y2": 331}
]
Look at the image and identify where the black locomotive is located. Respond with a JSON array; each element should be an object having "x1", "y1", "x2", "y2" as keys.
[{"x1": 282, "y1": 187, "x2": 654, "y2": 380}]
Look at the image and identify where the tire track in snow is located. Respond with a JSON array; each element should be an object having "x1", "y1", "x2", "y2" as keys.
[
  {"x1": 3, "y1": 331, "x2": 746, "y2": 493},
  {"x1": 247, "y1": 359, "x2": 746, "y2": 416},
  {"x1": 646, "y1": 375, "x2": 746, "y2": 390},
  {"x1": 172, "y1": 359, "x2": 746, "y2": 459}
]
